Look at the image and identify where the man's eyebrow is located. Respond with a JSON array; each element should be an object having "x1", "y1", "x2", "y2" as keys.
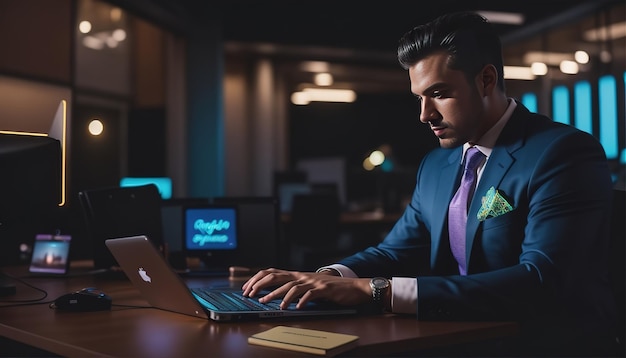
[
  {"x1": 423, "y1": 82, "x2": 447, "y2": 93},
  {"x1": 415, "y1": 82, "x2": 447, "y2": 96}
]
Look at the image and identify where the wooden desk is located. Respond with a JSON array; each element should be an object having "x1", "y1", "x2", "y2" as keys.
[{"x1": 0, "y1": 264, "x2": 518, "y2": 357}]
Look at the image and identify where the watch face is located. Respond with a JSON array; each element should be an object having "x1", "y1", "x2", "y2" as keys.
[{"x1": 372, "y1": 277, "x2": 389, "y2": 289}]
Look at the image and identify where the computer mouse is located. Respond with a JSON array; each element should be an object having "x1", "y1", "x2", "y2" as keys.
[{"x1": 51, "y1": 287, "x2": 112, "y2": 312}]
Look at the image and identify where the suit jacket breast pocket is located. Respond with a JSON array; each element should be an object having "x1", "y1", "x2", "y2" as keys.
[
  {"x1": 478, "y1": 210, "x2": 525, "y2": 267},
  {"x1": 481, "y1": 209, "x2": 519, "y2": 230}
]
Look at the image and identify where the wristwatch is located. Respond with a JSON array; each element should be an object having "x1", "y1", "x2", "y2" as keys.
[{"x1": 369, "y1": 277, "x2": 390, "y2": 308}]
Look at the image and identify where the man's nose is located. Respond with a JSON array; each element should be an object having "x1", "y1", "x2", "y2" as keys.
[{"x1": 419, "y1": 98, "x2": 436, "y2": 123}]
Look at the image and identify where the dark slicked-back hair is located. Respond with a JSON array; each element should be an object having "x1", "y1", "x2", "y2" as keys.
[{"x1": 397, "y1": 11, "x2": 506, "y2": 91}]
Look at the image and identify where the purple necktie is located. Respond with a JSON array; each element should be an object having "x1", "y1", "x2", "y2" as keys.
[{"x1": 448, "y1": 147, "x2": 484, "y2": 276}]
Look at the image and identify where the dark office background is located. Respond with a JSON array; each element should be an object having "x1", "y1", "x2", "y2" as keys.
[{"x1": 0, "y1": 0, "x2": 624, "y2": 261}]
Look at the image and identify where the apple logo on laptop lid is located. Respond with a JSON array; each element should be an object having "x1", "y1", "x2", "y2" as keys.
[{"x1": 138, "y1": 267, "x2": 152, "y2": 283}]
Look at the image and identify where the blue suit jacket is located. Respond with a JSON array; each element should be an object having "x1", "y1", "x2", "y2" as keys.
[{"x1": 339, "y1": 104, "x2": 616, "y2": 350}]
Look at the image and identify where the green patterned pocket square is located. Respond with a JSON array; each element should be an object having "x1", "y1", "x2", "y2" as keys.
[{"x1": 477, "y1": 186, "x2": 514, "y2": 221}]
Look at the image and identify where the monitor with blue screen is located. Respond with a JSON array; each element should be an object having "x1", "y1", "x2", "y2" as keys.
[
  {"x1": 183, "y1": 204, "x2": 239, "y2": 272},
  {"x1": 184, "y1": 206, "x2": 237, "y2": 250},
  {"x1": 120, "y1": 177, "x2": 172, "y2": 199}
]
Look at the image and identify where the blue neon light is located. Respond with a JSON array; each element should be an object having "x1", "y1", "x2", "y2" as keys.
[
  {"x1": 574, "y1": 81, "x2": 592, "y2": 135},
  {"x1": 521, "y1": 92, "x2": 537, "y2": 113},
  {"x1": 552, "y1": 86, "x2": 570, "y2": 125},
  {"x1": 120, "y1": 177, "x2": 173, "y2": 199},
  {"x1": 598, "y1": 75, "x2": 618, "y2": 159}
]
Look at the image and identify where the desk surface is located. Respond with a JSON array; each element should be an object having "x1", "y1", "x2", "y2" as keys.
[{"x1": 0, "y1": 264, "x2": 518, "y2": 357}]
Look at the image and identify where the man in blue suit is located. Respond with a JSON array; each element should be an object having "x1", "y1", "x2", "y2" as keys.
[{"x1": 243, "y1": 11, "x2": 618, "y2": 356}]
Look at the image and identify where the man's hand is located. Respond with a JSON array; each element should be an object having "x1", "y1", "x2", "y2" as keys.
[{"x1": 241, "y1": 268, "x2": 372, "y2": 310}]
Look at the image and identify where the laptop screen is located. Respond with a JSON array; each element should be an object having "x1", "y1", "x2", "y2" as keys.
[{"x1": 183, "y1": 205, "x2": 238, "y2": 252}]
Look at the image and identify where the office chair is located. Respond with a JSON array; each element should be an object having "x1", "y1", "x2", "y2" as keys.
[{"x1": 78, "y1": 184, "x2": 164, "y2": 271}]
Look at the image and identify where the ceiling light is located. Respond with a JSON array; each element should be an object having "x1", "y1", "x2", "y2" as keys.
[
  {"x1": 369, "y1": 150, "x2": 385, "y2": 166},
  {"x1": 574, "y1": 50, "x2": 590, "y2": 64},
  {"x1": 530, "y1": 62, "x2": 548, "y2": 76},
  {"x1": 503, "y1": 66, "x2": 536, "y2": 80},
  {"x1": 314, "y1": 73, "x2": 333, "y2": 86},
  {"x1": 89, "y1": 119, "x2": 104, "y2": 136},
  {"x1": 524, "y1": 51, "x2": 574, "y2": 66},
  {"x1": 583, "y1": 21, "x2": 626, "y2": 41},
  {"x1": 477, "y1": 11, "x2": 524, "y2": 25},
  {"x1": 291, "y1": 88, "x2": 356, "y2": 105},
  {"x1": 560, "y1": 60, "x2": 579, "y2": 75},
  {"x1": 299, "y1": 61, "x2": 330, "y2": 72},
  {"x1": 79, "y1": 20, "x2": 92, "y2": 34}
]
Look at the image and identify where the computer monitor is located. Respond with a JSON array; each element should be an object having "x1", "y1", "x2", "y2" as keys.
[
  {"x1": 0, "y1": 100, "x2": 67, "y2": 297},
  {"x1": 212, "y1": 196, "x2": 280, "y2": 269},
  {"x1": 182, "y1": 204, "x2": 239, "y2": 272},
  {"x1": 0, "y1": 132, "x2": 62, "y2": 266},
  {"x1": 120, "y1": 177, "x2": 173, "y2": 199}
]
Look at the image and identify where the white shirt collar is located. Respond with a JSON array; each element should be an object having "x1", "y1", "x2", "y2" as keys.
[{"x1": 461, "y1": 98, "x2": 517, "y2": 161}]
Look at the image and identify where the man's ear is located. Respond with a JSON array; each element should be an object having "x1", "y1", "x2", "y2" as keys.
[{"x1": 476, "y1": 64, "x2": 498, "y2": 97}]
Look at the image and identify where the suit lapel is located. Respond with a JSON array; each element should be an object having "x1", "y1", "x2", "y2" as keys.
[
  {"x1": 431, "y1": 148, "x2": 463, "y2": 267},
  {"x1": 465, "y1": 105, "x2": 528, "y2": 269}
]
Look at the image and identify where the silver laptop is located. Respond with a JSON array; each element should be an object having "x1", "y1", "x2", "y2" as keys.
[{"x1": 105, "y1": 235, "x2": 358, "y2": 321}]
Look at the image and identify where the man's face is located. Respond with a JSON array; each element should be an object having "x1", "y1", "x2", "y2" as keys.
[{"x1": 408, "y1": 51, "x2": 485, "y2": 148}]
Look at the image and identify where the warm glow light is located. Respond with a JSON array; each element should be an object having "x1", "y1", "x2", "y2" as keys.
[
  {"x1": 583, "y1": 21, "x2": 626, "y2": 41},
  {"x1": 0, "y1": 130, "x2": 47, "y2": 136},
  {"x1": 362, "y1": 158, "x2": 375, "y2": 171},
  {"x1": 82, "y1": 30, "x2": 125, "y2": 50},
  {"x1": 600, "y1": 50, "x2": 612, "y2": 63},
  {"x1": 559, "y1": 60, "x2": 579, "y2": 74},
  {"x1": 503, "y1": 66, "x2": 536, "y2": 80},
  {"x1": 369, "y1": 150, "x2": 385, "y2": 166},
  {"x1": 299, "y1": 61, "x2": 330, "y2": 72},
  {"x1": 291, "y1": 88, "x2": 357, "y2": 104},
  {"x1": 83, "y1": 35, "x2": 104, "y2": 50},
  {"x1": 476, "y1": 11, "x2": 524, "y2": 25},
  {"x1": 79, "y1": 20, "x2": 92, "y2": 34},
  {"x1": 291, "y1": 92, "x2": 309, "y2": 105},
  {"x1": 110, "y1": 8, "x2": 122, "y2": 22},
  {"x1": 89, "y1": 119, "x2": 104, "y2": 135},
  {"x1": 112, "y1": 29, "x2": 126, "y2": 41},
  {"x1": 531, "y1": 62, "x2": 548, "y2": 76},
  {"x1": 574, "y1": 50, "x2": 589, "y2": 64},
  {"x1": 106, "y1": 37, "x2": 119, "y2": 48},
  {"x1": 314, "y1": 73, "x2": 333, "y2": 86},
  {"x1": 524, "y1": 51, "x2": 573, "y2": 66},
  {"x1": 56, "y1": 100, "x2": 68, "y2": 207}
]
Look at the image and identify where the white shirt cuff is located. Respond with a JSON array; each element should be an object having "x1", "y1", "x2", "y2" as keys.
[
  {"x1": 391, "y1": 277, "x2": 417, "y2": 314},
  {"x1": 317, "y1": 264, "x2": 358, "y2": 278}
]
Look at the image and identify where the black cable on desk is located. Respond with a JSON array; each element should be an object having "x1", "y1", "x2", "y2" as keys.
[{"x1": 0, "y1": 271, "x2": 48, "y2": 305}]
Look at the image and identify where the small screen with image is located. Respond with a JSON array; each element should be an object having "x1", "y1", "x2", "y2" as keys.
[
  {"x1": 29, "y1": 234, "x2": 71, "y2": 274},
  {"x1": 184, "y1": 206, "x2": 238, "y2": 251}
]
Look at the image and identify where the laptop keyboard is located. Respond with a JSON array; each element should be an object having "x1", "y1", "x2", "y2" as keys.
[{"x1": 191, "y1": 288, "x2": 281, "y2": 311}]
